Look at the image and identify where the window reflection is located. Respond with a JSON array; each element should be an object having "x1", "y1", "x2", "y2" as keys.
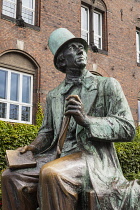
[
  {"x1": 2, "y1": 0, "x2": 16, "y2": 18},
  {"x1": 0, "y1": 103, "x2": 7, "y2": 118},
  {"x1": 81, "y1": 7, "x2": 89, "y2": 43},
  {"x1": 22, "y1": 0, "x2": 34, "y2": 9},
  {"x1": 22, "y1": 106, "x2": 30, "y2": 121},
  {"x1": 0, "y1": 70, "x2": 7, "y2": 99},
  {"x1": 22, "y1": 75, "x2": 31, "y2": 103},
  {"x1": 22, "y1": 0, "x2": 34, "y2": 24},
  {"x1": 10, "y1": 73, "x2": 19, "y2": 101},
  {"x1": 10, "y1": 104, "x2": 19, "y2": 120}
]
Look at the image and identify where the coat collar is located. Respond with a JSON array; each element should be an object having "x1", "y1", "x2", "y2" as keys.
[
  {"x1": 52, "y1": 69, "x2": 98, "y2": 136},
  {"x1": 54, "y1": 69, "x2": 98, "y2": 96}
]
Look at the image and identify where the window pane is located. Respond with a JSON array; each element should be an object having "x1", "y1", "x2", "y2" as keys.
[
  {"x1": 81, "y1": 31, "x2": 88, "y2": 43},
  {"x1": 0, "y1": 70, "x2": 7, "y2": 99},
  {"x1": 81, "y1": 7, "x2": 88, "y2": 31},
  {"x1": 0, "y1": 103, "x2": 7, "y2": 118},
  {"x1": 22, "y1": 8, "x2": 33, "y2": 24},
  {"x1": 94, "y1": 36, "x2": 102, "y2": 49},
  {"x1": 10, "y1": 73, "x2": 19, "y2": 101},
  {"x1": 94, "y1": 12, "x2": 101, "y2": 36},
  {"x1": 22, "y1": 75, "x2": 31, "y2": 103},
  {"x1": 10, "y1": 104, "x2": 19, "y2": 120},
  {"x1": 138, "y1": 32, "x2": 140, "y2": 51},
  {"x1": 22, "y1": 106, "x2": 30, "y2": 121},
  {"x1": 2, "y1": 0, "x2": 16, "y2": 18},
  {"x1": 22, "y1": 0, "x2": 34, "y2": 9},
  {"x1": 138, "y1": 101, "x2": 140, "y2": 122},
  {"x1": 136, "y1": 31, "x2": 140, "y2": 63}
]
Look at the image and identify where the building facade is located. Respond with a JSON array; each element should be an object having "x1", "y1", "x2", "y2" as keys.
[{"x1": 0, "y1": 0, "x2": 140, "y2": 125}]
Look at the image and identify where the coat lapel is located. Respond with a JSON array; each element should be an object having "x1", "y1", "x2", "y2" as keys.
[
  {"x1": 81, "y1": 76, "x2": 98, "y2": 114},
  {"x1": 76, "y1": 72, "x2": 99, "y2": 136},
  {"x1": 51, "y1": 81, "x2": 65, "y2": 137}
]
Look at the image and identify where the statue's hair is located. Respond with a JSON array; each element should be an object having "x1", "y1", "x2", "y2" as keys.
[{"x1": 55, "y1": 51, "x2": 66, "y2": 73}]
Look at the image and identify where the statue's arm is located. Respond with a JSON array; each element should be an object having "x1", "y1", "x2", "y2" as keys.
[
  {"x1": 21, "y1": 92, "x2": 54, "y2": 154},
  {"x1": 78, "y1": 77, "x2": 135, "y2": 142}
]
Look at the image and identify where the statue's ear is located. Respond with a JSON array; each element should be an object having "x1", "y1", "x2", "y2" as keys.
[
  {"x1": 59, "y1": 54, "x2": 66, "y2": 67},
  {"x1": 56, "y1": 54, "x2": 66, "y2": 69}
]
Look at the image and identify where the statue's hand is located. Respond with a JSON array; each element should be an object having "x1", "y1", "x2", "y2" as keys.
[
  {"x1": 65, "y1": 95, "x2": 89, "y2": 127},
  {"x1": 18, "y1": 145, "x2": 36, "y2": 154}
]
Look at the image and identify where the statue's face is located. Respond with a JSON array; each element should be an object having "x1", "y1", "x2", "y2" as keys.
[{"x1": 63, "y1": 42, "x2": 87, "y2": 69}]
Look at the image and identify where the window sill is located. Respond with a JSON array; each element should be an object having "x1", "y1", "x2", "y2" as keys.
[
  {"x1": 1, "y1": 14, "x2": 40, "y2": 31},
  {"x1": 89, "y1": 46, "x2": 108, "y2": 55},
  {"x1": 137, "y1": 62, "x2": 140, "y2": 67},
  {"x1": 98, "y1": 49, "x2": 108, "y2": 55}
]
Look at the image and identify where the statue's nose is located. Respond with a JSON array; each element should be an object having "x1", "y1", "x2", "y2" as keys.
[{"x1": 77, "y1": 47, "x2": 83, "y2": 55}]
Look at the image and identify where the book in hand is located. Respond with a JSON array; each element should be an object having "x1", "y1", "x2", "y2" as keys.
[{"x1": 6, "y1": 150, "x2": 37, "y2": 169}]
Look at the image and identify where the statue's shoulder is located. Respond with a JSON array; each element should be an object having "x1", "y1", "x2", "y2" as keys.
[
  {"x1": 93, "y1": 74, "x2": 120, "y2": 86},
  {"x1": 85, "y1": 70, "x2": 108, "y2": 84},
  {"x1": 86, "y1": 71, "x2": 121, "y2": 90}
]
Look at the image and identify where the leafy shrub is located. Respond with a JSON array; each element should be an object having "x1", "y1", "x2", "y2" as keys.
[
  {"x1": 36, "y1": 103, "x2": 44, "y2": 128},
  {"x1": 0, "y1": 121, "x2": 140, "y2": 203},
  {"x1": 115, "y1": 142, "x2": 140, "y2": 180}
]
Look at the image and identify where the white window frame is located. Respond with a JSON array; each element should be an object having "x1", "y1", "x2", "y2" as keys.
[
  {"x1": 0, "y1": 68, "x2": 33, "y2": 124},
  {"x1": 2, "y1": 0, "x2": 36, "y2": 25},
  {"x1": 2, "y1": 0, "x2": 17, "y2": 19},
  {"x1": 136, "y1": 30, "x2": 140, "y2": 63},
  {"x1": 81, "y1": 5, "x2": 103, "y2": 49},
  {"x1": 22, "y1": 0, "x2": 35, "y2": 25},
  {"x1": 138, "y1": 101, "x2": 140, "y2": 125},
  {"x1": 81, "y1": 5, "x2": 90, "y2": 44},
  {"x1": 93, "y1": 11, "x2": 102, "y2": 49}
]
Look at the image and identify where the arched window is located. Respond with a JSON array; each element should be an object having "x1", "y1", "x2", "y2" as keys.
[
  {"x1": 81, "y1": 0, "x2": 108, "y2": 53},
  {"x1": 0, "y1": 50, "x2": 40, "y2": 124}
]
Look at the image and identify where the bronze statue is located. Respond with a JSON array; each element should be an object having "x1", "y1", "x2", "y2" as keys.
[{"x1": 2, "y1": 28, "x2": 140, "y2": 210}]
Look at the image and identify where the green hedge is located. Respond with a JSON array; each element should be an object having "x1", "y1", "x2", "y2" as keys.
[
  {"x1": 115, "y1": 142, "x2": 140, "y2": 180},
  {"x1": 0, "y1": 120, "x2": 140, "y2": 203},
  {"x1": 0, "y1": 121, "x2": 39, "y2": 171}
]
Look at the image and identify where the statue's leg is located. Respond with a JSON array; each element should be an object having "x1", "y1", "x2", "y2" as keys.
[
  {"x1": 2, "y1": 168, "x2": 39, "y2": 210},
  {"x1": 38, "y1": 151, "x2": 87, "y2": 210}
]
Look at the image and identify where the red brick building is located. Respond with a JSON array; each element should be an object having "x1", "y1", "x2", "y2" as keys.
[{"x1": 0, "y1": 0, "x2": 140, "y2": 125}]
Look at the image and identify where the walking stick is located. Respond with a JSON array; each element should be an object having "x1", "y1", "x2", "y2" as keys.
[
  {"x1": 56, "y1": 115, "x2": 71, "y2": 158},
  {"x1": 56, "y1": 95, "x2": 82, "y2": 158}
]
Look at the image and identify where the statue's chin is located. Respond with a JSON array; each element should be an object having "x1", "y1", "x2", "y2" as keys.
[{"x1": 77, "y1": 63, "x2": 86, "y2": 70}]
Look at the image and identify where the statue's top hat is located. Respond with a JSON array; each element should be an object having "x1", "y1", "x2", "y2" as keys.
[{"x1": 48, "y1": 28, "x2": 88, "y2": 70}]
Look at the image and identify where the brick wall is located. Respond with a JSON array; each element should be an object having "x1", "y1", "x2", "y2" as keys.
[{"x1": 0, "y1": 0, "x2": 140, "y2": 124}]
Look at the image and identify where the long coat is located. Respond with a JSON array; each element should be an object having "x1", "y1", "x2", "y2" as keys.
[{"x1": 35, "y1": 69, "x2": 140, "y2": 209}]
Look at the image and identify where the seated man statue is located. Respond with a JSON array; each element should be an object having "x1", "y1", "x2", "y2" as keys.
[{"x1": 2, "y1": 28, "x2": 140, "y2": 210}]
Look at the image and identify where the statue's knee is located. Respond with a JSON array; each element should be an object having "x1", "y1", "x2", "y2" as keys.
[
  {"x1": 1, "y1": 169, "x2": 12, "y2": 182},
  {"x1": 40, "y1": 165, "x2": 59, "y2": 181}
]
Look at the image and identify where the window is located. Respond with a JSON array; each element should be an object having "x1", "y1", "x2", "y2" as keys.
[
  {"x1": 81, "y1": 6, "x2": 89, "y2": 44},
  {"x1": 2, "y1": 0, "x2": 17, "y2": 19},
  {"x1": 93, "y1": 11, "x2": 102, "y2": 49},
  {"x1": 81, "y1": 0, "x2": 107, "y2": 52},
  {"x1": 2, "y1": 0, "x2": 40, "y2": 27},
  {"x1": 0, "y1": 68, "x2": 33, "y2": 123},
  {"x1": 136, "y1": 30, "x2": 140, "y2": 63},
  {"x1": 22, "y1": 0, "x2": 35, "y2": 25},
  {"x1": 138, "y1": 100, "x2": 140, "y2": 124}
]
